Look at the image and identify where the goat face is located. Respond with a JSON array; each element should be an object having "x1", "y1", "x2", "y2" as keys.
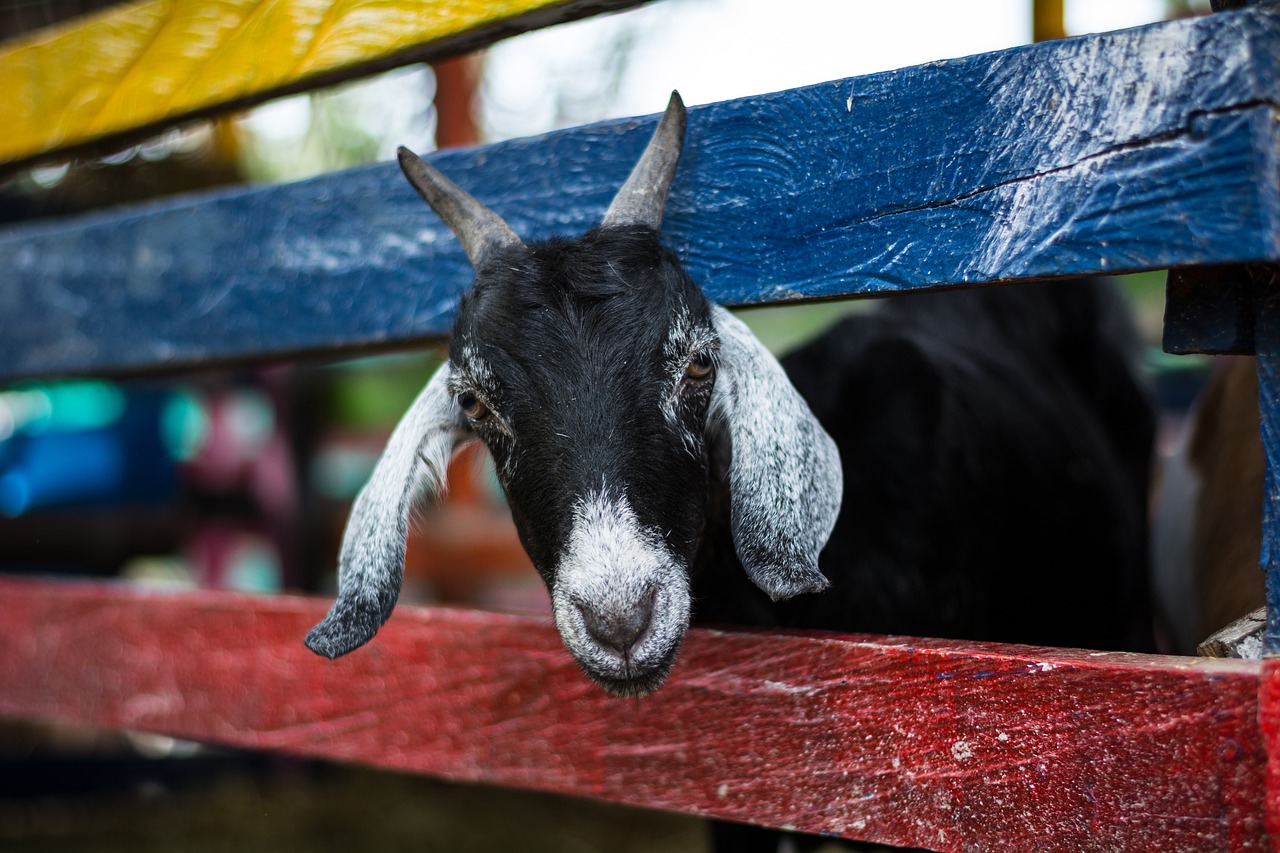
[
  {"x1": 452, "y1": 228, "x2": 716, "y2": 694},
  {"x1": 305, "y1": 93, "x2": 842, "y2": 695}
]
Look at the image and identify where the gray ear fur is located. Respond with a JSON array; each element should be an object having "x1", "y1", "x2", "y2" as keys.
[
  {"x1": 305, "y1": 362, "x2": 470, "y2": 658},
  {"x1": 708, "y1": 305, "x2": 843, "y2": 600}
]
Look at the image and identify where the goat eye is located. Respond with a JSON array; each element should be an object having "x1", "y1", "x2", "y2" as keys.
[
  {"x1": 457, "y1": 391, "x2": 489, "y2": 421},
  {"x1": 685, "y1": 351, "x2": 715, "y2": 382}
]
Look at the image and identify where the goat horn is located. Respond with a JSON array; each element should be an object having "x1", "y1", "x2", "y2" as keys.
[
  {"x1": 397, "y1": 147, "x2": 524, "y2": 268},
  {"x1": 602, "y1": 91, "x2": 687, "y2": 230}
]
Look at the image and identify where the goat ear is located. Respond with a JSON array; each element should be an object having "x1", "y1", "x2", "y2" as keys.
[
  {"x1": 305, "y1": 361, "x2": 470, "y2": 658},
  {"x1": 708, "y1": 306, "x2": 843, "y2": 601}
]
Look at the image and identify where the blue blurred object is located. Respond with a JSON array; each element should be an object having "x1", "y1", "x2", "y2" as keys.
[
  {"x1": 0, "y1": 431, "x2": 123, "y2": 515},
  {"x1": 0, "y1": 386, "x2": 180, "y2": 517}
]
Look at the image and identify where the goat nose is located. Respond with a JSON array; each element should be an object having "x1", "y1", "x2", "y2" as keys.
[{"x1": 576, "y1": 590, "x2": 656, "y2": 655}]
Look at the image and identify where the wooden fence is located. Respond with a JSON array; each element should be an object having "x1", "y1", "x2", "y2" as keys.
[{"x1": 1, "y1": 1, "x2": 1278, "y2": 849}]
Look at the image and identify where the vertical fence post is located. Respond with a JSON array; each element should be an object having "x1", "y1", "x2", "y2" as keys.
[
  {"x1": 1254, "y1": 269, "x2": 1280, "y2": 841},
  {"x1": 1255, "y1": 286, "x2": 1280, "y2": 652}
]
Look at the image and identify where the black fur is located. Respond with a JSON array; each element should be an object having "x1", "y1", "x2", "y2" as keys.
[
  {"x1": 384, "y1": 109, "x2": 1155, "y2": 848},
  {"x1": 454, "y1": 225, "x2": 1154, "y2": 657},
  {"x1": 452, "y1": 237, "x2": 1155, "y2": 850},
  {"x1": 693, "y1": 279, "x2": 1153, "y2": 649},
  {"x1": 451, "y1": 225, "x2": 716, "y2": 594},
  {"x1": 697, "y1": 280, "x2": 1153, "y2": 852}
]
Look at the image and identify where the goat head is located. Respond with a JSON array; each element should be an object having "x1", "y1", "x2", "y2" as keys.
[{"x1": 305, "y1": 93, "x2": 842, "y2": 695}]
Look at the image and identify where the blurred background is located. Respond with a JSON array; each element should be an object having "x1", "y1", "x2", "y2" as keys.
[{"x1": 0, "y1": 0, "x2": 1219, "y2": 849}]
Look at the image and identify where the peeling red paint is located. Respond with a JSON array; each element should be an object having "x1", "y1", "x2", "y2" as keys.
[{"x1": 0, "y1": 577, "x2": 1269, "y2": 851}]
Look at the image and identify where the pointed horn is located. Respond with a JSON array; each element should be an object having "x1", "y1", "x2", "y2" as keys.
[
  {"x1": 397, "y1": 146, "x2": 524, "y2": 268},
  {"x1": 602, "y1": 91, "x2": 687, "y2": 230}
]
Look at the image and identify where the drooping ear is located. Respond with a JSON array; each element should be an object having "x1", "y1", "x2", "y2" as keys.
[
  {"x1": 707, "y1": 305, "x2": 843, "y2": 601},
  {"x1": 305, "y1": 361, "x2": 471, "y2": 658}
]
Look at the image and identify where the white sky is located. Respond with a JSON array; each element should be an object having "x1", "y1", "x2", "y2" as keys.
[
  {"x1": 481, "y1": 0, "x2": 1170, "y2": 139},
  {"x1": 240, "y1": 0, "x2": 1180, "y2": 175}
]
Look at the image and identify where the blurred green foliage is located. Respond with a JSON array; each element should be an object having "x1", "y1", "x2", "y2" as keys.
[{"x1": 326, "y1": 351, "x2": 444, "y2": 430}]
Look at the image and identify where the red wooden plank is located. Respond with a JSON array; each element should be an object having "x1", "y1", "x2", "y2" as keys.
[
  {"x1": 0, "y1": 576, "x2": 1268, "y2": 851},
  {"x1": 1261, "y1": 660, "x2": 1280, "y2": 847}
]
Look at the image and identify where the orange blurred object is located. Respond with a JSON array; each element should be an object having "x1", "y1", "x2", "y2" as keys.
[{"x1": 402, "y1": 443, "x2": 540, "y2": 607}]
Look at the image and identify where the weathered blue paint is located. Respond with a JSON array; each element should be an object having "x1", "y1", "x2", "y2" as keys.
[
  {"x1": 1253, "y1": 284, "x2": 1280, "y2": 652},
  {"x1": 1, "y1": 7, "x2": 1279, "y2": 379}
]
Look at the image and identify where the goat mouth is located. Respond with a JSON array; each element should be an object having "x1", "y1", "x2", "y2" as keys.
[
  {"x1": 550, "y1": 570, "x2": 691, "y2": 696},
  {"x1": 552, "y1": 589, "x2": 691, "y2": 696},
  {"x1": 562, "y1": 613, "x2": 686, "y2": 697},
  {"x1": 576, "y1": 649, "x2": 681, "y2": 697}
]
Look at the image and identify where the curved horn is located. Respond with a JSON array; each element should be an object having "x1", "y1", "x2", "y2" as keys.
[
  {"x1": 397, "y1": 146, "x2": 524, "y2": 268},
  {"x1": 602, "y1": 91, "x2": 687, "y2": 230}
]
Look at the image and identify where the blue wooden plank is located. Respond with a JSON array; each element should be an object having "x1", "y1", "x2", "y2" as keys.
[
  {"x1": 1, "y1": 7, "x2": 1279, "y2": 379},
  {"x1": 1254, "y1": 286, "x2": 1280, "y2": 652}
]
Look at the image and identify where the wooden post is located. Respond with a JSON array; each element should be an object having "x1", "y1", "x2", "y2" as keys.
[
  {"x1": 1164, "y1": 266, "x2": 1265, "y2": 356},
  {"x1": 1032, "y1": 0, "x2": 1066, "y2": 42},
  {"x1": 1256, "y1": 287, "x2": 1280, "y2": 653},
  {"x1": 431, "y1": 54, "x2": 483, "y2": 150}
]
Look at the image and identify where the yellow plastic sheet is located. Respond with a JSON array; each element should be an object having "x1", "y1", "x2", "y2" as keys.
[{"x1": 0, "y1": 0, "x2": 643, "y2": 166}]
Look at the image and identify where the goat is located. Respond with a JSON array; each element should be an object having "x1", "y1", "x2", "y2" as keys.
[
  {"x1": 758, "y1": 279, "x2": 1154, "y2": 651},
  {"x1": 305, "y1": 92, "x2": 1154, "y2": 698}
]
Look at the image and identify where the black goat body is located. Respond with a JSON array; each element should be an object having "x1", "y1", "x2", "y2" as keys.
[{"x1": 695, "y1": 281, "x2": 1154, "y2": 651}]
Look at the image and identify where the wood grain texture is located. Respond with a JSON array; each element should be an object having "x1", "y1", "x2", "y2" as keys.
[
  {"x1": 0, "y1": 0, "x2": 648, "y2": 168},
  {"x1": 1, "y1": 8, "x2": 1279, "y2": 380},
  {"x1": 1260, "y1": 659, "x2": 1280, "y2": 846},
  {"x1": 0, "y1": 576, "x2": 1268, "y2": 851},
  {"x1": 1198, "y1": 607, "x2": 1267, "y2": 658}
]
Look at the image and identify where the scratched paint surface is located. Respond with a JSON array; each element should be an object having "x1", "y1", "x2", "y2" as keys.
[
  {"x1": 0, "y1": 0, "x2": 647, "y2": 166},
  {"x1": 1, "y1": 8, "x2": 1279, "y2": 379},
  {"x1": 0, "y1": 577, "x2": 1266, "y2": 851},
  {"x1": 1260, "y1": 660, "x2": 1280, "y2": 843}
]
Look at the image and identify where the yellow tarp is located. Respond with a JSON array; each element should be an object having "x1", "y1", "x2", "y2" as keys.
[{"x1": 0, "y1": 0, "x2": 638, "y2": 165}]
